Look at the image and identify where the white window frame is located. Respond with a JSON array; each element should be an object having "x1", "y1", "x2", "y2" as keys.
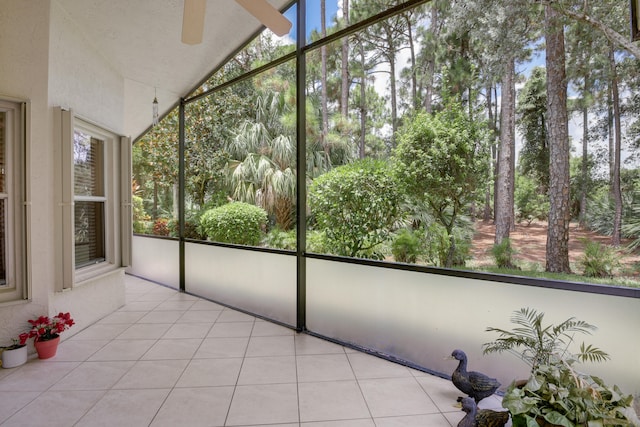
[
  {"x1": 55, "y1": 107, "x2": 131, "y2": 289},
  {"x1": 0, "y1": 98, "x2": 30, "y2": 303}
]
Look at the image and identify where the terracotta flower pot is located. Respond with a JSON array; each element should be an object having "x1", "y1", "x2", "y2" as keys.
[
  {"x1": 1, "y1": 345, "x2": 28, "y2": 368},
  {"x1": 34, "y1": 335, "x2": 60, "y2": 359}
]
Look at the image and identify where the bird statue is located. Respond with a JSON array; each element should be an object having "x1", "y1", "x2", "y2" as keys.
[
  {"x1": 450, "y1": 349, "x2": 501, "y2": 403},
  {"x1": 457, "y1": 397, "x2": 509, "y2": 427}
]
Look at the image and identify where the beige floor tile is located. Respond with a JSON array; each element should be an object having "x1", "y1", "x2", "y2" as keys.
[
  {"x1": 69, "y1": 323, "x2": 130, "y2": 340},
  {"x1": 217, "y1": 310, "x2": 256, "y2": 322},
  {"x1": 137, "y1": 310, "x2": 184, "y2": 324},
  {"x1": 1, "y1": 390, "x2": 105, "y2": 427},
  {"x1": 0, "y1": 361, "x2": 79, "y2": 391},
  {"x1": 150, "y1": 386, "x2": 235, "y2": 427},
  {"x1": 113, "y1": 359, "x2": 188, "y2": 389},
  {"x1": 117, "y1": 323, "x2": 172, "y2": 340},
  {"x1": 193, "y1": 337, "x2": 249, "y2": 358},
  {"x1": 252, "y1": 321, "x2": 295, "y2": 336},
  {"x1": 302, "y1": 420, "x2": 374, "y2": 426},
  {"x1": 175, "y1": 358, "x2": 243, "y2": 387},
  {"x1": 295, "y1": 334, "x2": 346, "y2": 355},
  {"x1": 188, "y1": 299, "x2": 225, "y2": 310},
  {"x1": 50, "y1": 360, "x2": 134, "y2": 390},
  {"x1": 414, "y1": 374, "x2": 461, "y2": 413},
  {"x1": 162, "y1": 322, "x2": 212, "y2": 339},
  {"x1": 118, "y1": 300, "x2": 162, "y2": 311},
  {"x1": 75, "y1": 388, "x2": 171, "y2": 427},
  {"x1": 226, "y1": 383, "x2": 299, "y2": 426},
  {"x1": 0, "y1": 391, "x2": 40, "y2": 424},
  {"x1": 177, "y1": 309, "x2": 222, "y2": 323},
  {"x1": 97, "y1": 310, "x2": 147, "y2": 324},
  {"x1": 347, "y1": 353, "x2": 413, "y2": 379},
  {"x1": 238, "y1": 356, "x2": 297, "y2": 385},
  {"x1": 155, "y1": 300, "x2": 196, "y2": 311},
  {"x1": 358, "y1": 377, "x2": 438, "y2": 418},
  {"x1": 50, "y1": 339, "x2": 109, "y2": 361},
  {"x1": 296, "y1": 354, "x2": 355, "y2": 382},
  {"x1": 87, "y1": 339, "x2": 156, "y2": 361},
  {"x1": 167, "y1": 293, "x2": 200, "y2": 301},
  {"x1": 374, "y1": 413, "x2": 455, "y2": 427},
  {"x1": 142, "y1": 338, "x2": 202, "y2": 360},
  {"x1": 298, "y1": 380, "x2": 371, "y2": 422},
  {"x1": 208, "y1": 321, "x2": 254, "y2": 337},
  {"x1": 246, "y1": 335, "x2": 295, "y2": 357}
]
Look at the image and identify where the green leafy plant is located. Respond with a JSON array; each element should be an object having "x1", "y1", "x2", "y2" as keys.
[
  {"x1": 392, "y1": 228, "x2": 422, "y2": 263},
  {"x1": 483, "y1": 307, "x2": 609, "y2": 369},
  {"x1": 578, "y1": 239, "x2": 620, "y2": 278},
  {"x1": 484, "y1": 308, "x2": 639, "y2": 427},
  {"x1": 491, "y1": 238, "x2": 519, "y2": 269},
  {"x1": 199, "y1": 202, "x2": 267, "y2": 246}
]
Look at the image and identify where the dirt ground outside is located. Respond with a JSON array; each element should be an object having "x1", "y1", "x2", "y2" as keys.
[{"x1": 469, "y1": 220, "x2": 640, "y2": 277}]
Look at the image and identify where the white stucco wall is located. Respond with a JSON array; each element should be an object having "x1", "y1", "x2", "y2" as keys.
[{"x1": 0, "y1": 0, "x2": 126, "y2": 348}]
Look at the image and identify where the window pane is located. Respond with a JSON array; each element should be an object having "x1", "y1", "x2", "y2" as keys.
[
  {"x1": 75, "y1": 201, "x2": 105, "y2": 267},
  {"x1": 74, "y1": 131, "x2": 104, "y2": 197}
]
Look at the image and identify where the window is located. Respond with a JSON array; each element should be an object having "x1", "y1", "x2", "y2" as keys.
[
  {"x1": 56, "y1": 108, "x2": 131, "y2": 289},
  {"x1": 0, "y1": 99, "x2": 28, "y2": 303}
]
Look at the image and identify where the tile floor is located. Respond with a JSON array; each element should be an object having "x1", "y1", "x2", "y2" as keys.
[{"x1": 0, "y1": 275, "x2": 506, "y2": 426}]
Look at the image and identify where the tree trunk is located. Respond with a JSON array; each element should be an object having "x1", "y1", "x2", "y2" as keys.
[
  {"x1": 424, "y1": 1, "x2": 438, "y2": 113},
  {"x1": 405, "y1": 13, "x2": 418, "y2": 110},
  {"x1": 545, "y1": 4, "x2": 571, "y2": 273},
  {"x1": 340, "y1": 0, "x2": 349, "y2": 118},
  {"x1": 387, "y1": 29, "x2": 398, "y2": 145},
  {"x1": 484, "y1": 84, "x2": 495, "y2": 222},
  {"x1": 609, "y1": 44, "x2": 622, "y2": 246},
  {"x1": 495, "y1": 58, "x2": 516, "y2": 253},
  {"x1": 320, "y1": 0, "x2": 329, "y2": 150},
  {"x1": 359, "y1": 41, "x2": 367, "y2": 159}
]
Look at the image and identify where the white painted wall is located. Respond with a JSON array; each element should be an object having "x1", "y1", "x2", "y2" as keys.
[{"x1": 0, "y1": 0, "x2": 126, "y2": 348}]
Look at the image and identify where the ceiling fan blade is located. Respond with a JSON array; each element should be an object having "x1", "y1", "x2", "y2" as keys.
[
  {"x1": 182, "y1": 0, "x2": 206, "y2": 45},
  {"x1": 235, "y1": 0, "x2": 292, "y2": 37}
]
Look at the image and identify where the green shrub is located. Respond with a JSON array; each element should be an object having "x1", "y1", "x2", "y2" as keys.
[
  {"x1": 308, "y1": 159, "x2": 402, "y2": 259},
  {"x1": 152, "y1": 218, "x2": 171, "y2": 236},
  {"x1": 392, "y1": 229, "x2": 421, "y2": 263},
  {"x1": 263, "y1": 228, "x2": 297, "y2": 250},
  {"x1": 491, "y1": 238, "x2": 518, "y2": 269},
  {"x1": 306, "y1": 230, "x2": 329, "y2": 253},
  {"x1": 579, "y1": 239, "x2": 620, "y2": 278},
  {"x1": 199, "y1": 202, "x2": 267, "y2": 246},
  {"x1": 132, "y1": 195, "x2": 148, "y2": 234},
  {"x1": 515, "y1": 174, "x2": 549, "y2": 224},
  {"x1": 423, "y1": 222, "x2": 471, "y2": 267}
]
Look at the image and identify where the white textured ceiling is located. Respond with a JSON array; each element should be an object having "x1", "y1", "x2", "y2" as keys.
[{"x1": 56, "y1": 0, "x2": 291, "y2": 138}]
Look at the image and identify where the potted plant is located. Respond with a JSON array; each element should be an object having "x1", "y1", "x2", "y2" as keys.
[
  {"x1": 483, "y1": 308, "x2": 640, "y2": 427},
  {"x1": 1, "y1": 333, "x2": 30, "y2": 368},
  {"x1": 27, "y1": 312, "x2": 74, "y2": 359}
]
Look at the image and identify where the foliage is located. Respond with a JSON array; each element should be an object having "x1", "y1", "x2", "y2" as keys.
[
  {"x1": 483, "y1": 307, "x2": 610, "y2": 370},
  {"x1": 2, "y1": 333, "x2": 29, "y2": 350},
  {"x1": 27, "y1": 312, "x2": 75, "y2": 342},
  {"x1": 422, "y1": 221, "x2": 472, "y2": 267},
  {"x1": 152, "y1": 218, "x2": 171, "y2": 236},
  {"x1": 578, "y1": 239, "x2": 620, "y2": 278},
  {"x1": 263, "y1": 228, "x2": 296, "y2": 250},
  {"x1": 391, "y1": 228, "x2": 422, "y2": 263},
  {"x1": 308, "y1": 159, "x2": 402, "y2": 259},
  {"x1": 306, "y1": 230, "x2": 330, "y2": 254},
  {"x1": 503, "y1": 359, "x2": 640, "y2": 427},
  {"x1": 393, "y1": 101, "x2": 489, "y2": 267},
  {"x1": 199, "y1": 202, "x2": 267, "y2": 246},
  {"x1": 491, "y1": 238, "x2": 518, "y2": 269},
  {"x1": 515, "y1": 174, "x2": 549, "y2": 225},
  {"x1": 132, "y1": 195, "x2": 148, "y2": 234}
]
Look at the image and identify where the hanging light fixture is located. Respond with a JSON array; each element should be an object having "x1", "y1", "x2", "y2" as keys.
[{"x1": 152, "y1": 88, "x2": 159, "y2": 126}]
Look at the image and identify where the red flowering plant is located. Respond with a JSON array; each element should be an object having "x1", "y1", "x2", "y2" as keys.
[
  {"x1": 27, "y1": 312, "x2": 75, "y2": 342},
  {"x1": 2, "y1": 332, "x2": 30, "y2": 350}
]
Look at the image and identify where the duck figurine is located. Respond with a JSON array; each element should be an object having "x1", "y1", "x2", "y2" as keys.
[
  {"x1": 450, "y1": 349, "x2": 501, "y2": 403},
  {"x1": 457, "y1": 397, "x2": 509, "y2": 427}
]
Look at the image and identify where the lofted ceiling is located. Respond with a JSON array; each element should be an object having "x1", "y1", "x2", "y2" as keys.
[{"x1": 55, "y1": 0, "x2": 291, "y2": 139}]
